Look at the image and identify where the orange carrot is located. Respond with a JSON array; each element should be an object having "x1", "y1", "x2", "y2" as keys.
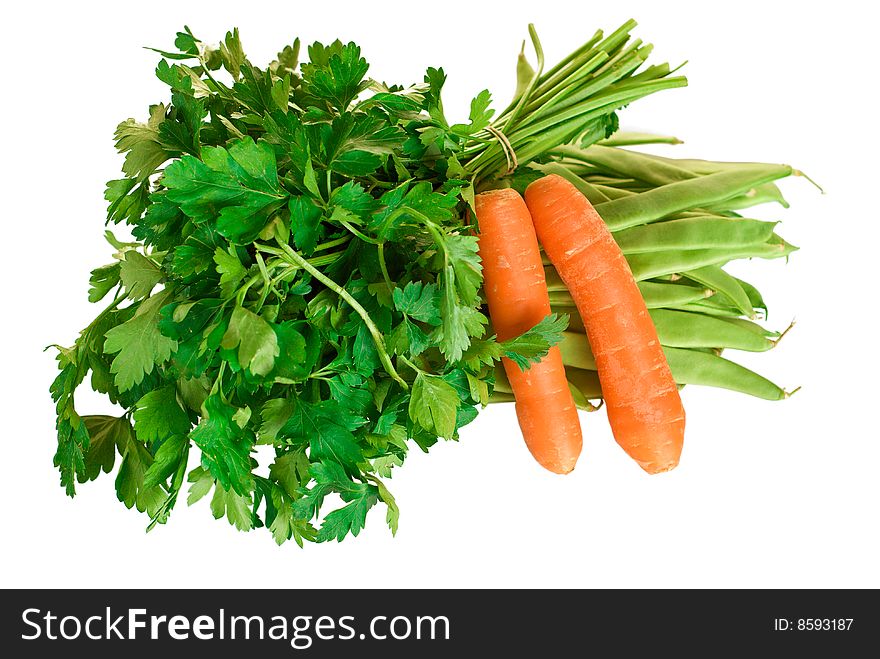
[
  {"x1": 475, "y1": 188, "x2": 583, "y2": 474},
  {"x1": 524, "y1": 174, "x2": 685, "y2": 473}
]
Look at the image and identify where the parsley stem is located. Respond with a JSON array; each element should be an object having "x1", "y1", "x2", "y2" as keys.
[
  {"x1": 210, "y1": 362, "x2": 227, "y2": 399},
  {"x1": 254, "y1": 252, "x2": 273, "y2": 311},
  {"x1": 377, "y1": 242, "x2": 394, "y2": 294},
  {"x1": 236, "y1": 274, "x2": 260, "y2": 306},
  {"x1": 398, "y1": 355, "x2": 426, "y2": 375},
  {"x1": 314, "y1": 236, "x2": 350, "y2": 252},
  {"x1": 271, "y1": 241, "x2": 409, "y2": 391},
  {"x1": 338, "y1": 217, "x2": 380, "y2": 245},
  {"x1": 271, "y1": 265, "x2": 299, "y2": 287}
]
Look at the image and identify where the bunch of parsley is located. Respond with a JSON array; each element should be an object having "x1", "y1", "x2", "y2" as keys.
[
  {"x1": 51, "y1": 24, "x2": 680, "y2": 543},
  {"x1": 50, "y1": 28, "x2": 567, "y2": 544}
]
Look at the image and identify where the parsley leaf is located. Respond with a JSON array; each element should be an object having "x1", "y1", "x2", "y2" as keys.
[
  {"x1": 80, "y1": 415, "x2": 123, "y2": 481},
  {"x1": 450, "y1": 89, "x2": 494, "y2": 137},
  {"x1": 409, "y1": 373, "x2": 459, "y2": 439},
  {"x1": 163, "y1": 137, "x2": 288, "y2": 244},
  {"x1": 392, "y1": 281, "x2": 441, "y2": 325},
  {"x1": 190, "y1": 394, "x2": 255, "y2": 496},
  {"x1": 281, "y1": 398, "x2": 364, "y2": 472},
  {"x1": 501, "y1": 313, "x2": 569, "y2": 371},
  {"x1": 210, "y1": 482, "x2": 254, "y2": 531},
  {"x1": 132, "y1": 385, "x2": 191, "y2": 444},
  {"x1": 104, "y1": 290, "x2": 178, "y2": 392},
  {"x1": 119, "y1": 251, "x2": 163, "y2": 301},
  {"x1": 289, "y1": 196, "x2": 322, "y2": 255},
  {"x1": 301, "y1": 41, "x2": 370, "y2": 110},
  {"x1": 220, "y1": 306, "x2": 280, "y2": 376},
  {"x1": 213, "y1": 246, "x2": 248, "y2": 299}
]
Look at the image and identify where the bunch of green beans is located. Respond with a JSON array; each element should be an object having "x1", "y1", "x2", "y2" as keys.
[{"x1": 492, "y1": 133, "x2": 803, "y2": 407}]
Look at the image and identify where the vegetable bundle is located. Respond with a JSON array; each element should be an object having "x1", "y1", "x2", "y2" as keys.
[{"x1": 50, "y1": 21, "x2": 799, "y2": 544}]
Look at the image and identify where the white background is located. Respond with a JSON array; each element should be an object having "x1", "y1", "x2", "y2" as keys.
[{"x1": 2, "y1": 0, "x2": 877, "y2": 589}]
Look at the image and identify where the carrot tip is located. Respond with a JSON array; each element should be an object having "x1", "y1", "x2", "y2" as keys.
[
  {"x1": 533, "y1": 452, "x2": 580, "y2": 475},
  {"x1": 640, "y1": 459, "x2": 680, "y2": 475}
]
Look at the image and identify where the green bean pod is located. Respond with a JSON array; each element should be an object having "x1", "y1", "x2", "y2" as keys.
[
  {"x1": 734, "y1": 277, "x2": 768, "y2": 316},
  {"x1": 493, "y1": 363, "x2": 603, "y2": 410},
  {"x1": 531, "y1": 161, "x2": 612, "y2": 204},
  {"x1": 610, "y1": 151, "x2": 779, "y2": 176},
  {"x1": 554, "y1": 143, "x2": 696, "y2": 186},
  {"x1": 722, "y1": 317, "x2": 780, "y2": 337},
  {"x1": 662, "y1": 348, "x2": 787, "y2": 400},
  {"x1": 565, "y1": 368, "x2": 603, "y2": 402},
  {"x1": 488, "y1": 390, "x2": 516, "y2": 404},
  {"x1": 624, "y1": 234, "x2": 797, "y2": 280},
  {"x1": 648, "y1": 309, "x2": 775, "y2": 352},
  {"x1": 549, "y1": 280, "x2": 711, "y2": 310},
  {"x1": 708, "y1": 182, "x2": 790, "y2": 211},
  {"x1": 595, "y1": 164, "x2": 793, "y2": 231},
  {"x1": 612, "y1": 216, "x2": 778, "y2": 254},
  {"x1": 560, "y1": 308, "x2": 775, "y2": 353},
  {"x1": 555, "y1": 333, "x2": 787, "y2": 400},
  {"x1": 681, "y1": 265, "x2": 754, "y2": 317},
  {"x1": 590, "y1": 182, "x2": 636, "y2": 200},
  {"x1": 671, "y1": 296, "x2": 746, "y2": 317}
]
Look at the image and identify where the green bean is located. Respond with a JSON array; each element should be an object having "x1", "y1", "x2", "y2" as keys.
[
  {"x1": 560, "y1": 307, "x2": 775, "y2": 352},
  {"x1": 559, "y1": 331, "x2": 596, "y2": 370},
  {"x1": 722, "y1": 317, "x2": 779, "y2": 338},
  {"x1": 506, "y1": 78, "x2": 687, "y2": 168},
  {"x1": 493, "y1": 366, "x2": 513, "y2": 393},
  {"x1": 544, "y1": 265, "x2": 566, "y2": 292},
  {"x1": 648, "y1": 309, "x2": 774, "y2": 352},
  {"x1": 597, "y1": 131, "x2": 683, "y2": 147},
  {"x1": 592, "y1": 183, "x2": 636, "y2": 200},
  {"x1": 709, "y1": 182, "x2": 790, "y2": 211},
  {"x1": 681, "y1": 265, "x2": 754, "y2": 317},
  {"x1": 549, "y1": 279, "x2": 711, "y2": 310},
  {"x1": 638, "y1": 281, "x2": 714, "y2": 308},
  {"x1": 566, "y1": 368, "x2": 603, "y2": 402},
  {"x1": 614, "y1": 151, "x2": 778, "y2": 176},
  {"x1": 492, "y1": 365, "x2": 601, "y2": 410},
  {"x1": 557, "y1": 351, "x2": 788, "y2": 403},
  {"x1": 612, "y1": 217, "x2": 778, "y2": 254},
  {"x1": 488, "y1": 391, "x2": 516, "y2": 404},
  {"x1": 554, "y1": 143, "x2": 696, "y2": 186},
  {"x1": 672, "y1": 302, "x2": 741, "y2": 318},
  {"x1": 548, "y1": 291, "x2": 575, "y2": 307},
  {"x1": 595, "y1": 164, "x2": 793, "y2": 231},
  {"x1": 625, "y1": 235, "x2": 797, "y2": 280},
  {"x1": 559, "y1": 311, "x2": 586, "y2": 333},
  {"x1": 553, "y1": 160, "x2": 597, "y2": 176},
  {"x1": 584, "y1": 174, "x2": 642, "y2": 188},
  {"x1": 532, "y1": 161, "x2": 612, "y2": 204},
  {"x1": 733, "y1": 277, "x2": 768, "y2": 317},
  {"x1": 543, "y1": 233, "x2": 795, "y2": 282},
  {"x1": 662, "y1": 347, "x2": 788, "y2": 400},
  {"x1": 556, "y1": 333, "x2": 787, "y2": 399},
  {"x1": 670, "y1": 210, "x2": 725, "y2": 219}
]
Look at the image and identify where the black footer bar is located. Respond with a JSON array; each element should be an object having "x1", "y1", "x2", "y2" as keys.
[{"x1": 1, "y1": 588, "x2": 876, "y2": 655}]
